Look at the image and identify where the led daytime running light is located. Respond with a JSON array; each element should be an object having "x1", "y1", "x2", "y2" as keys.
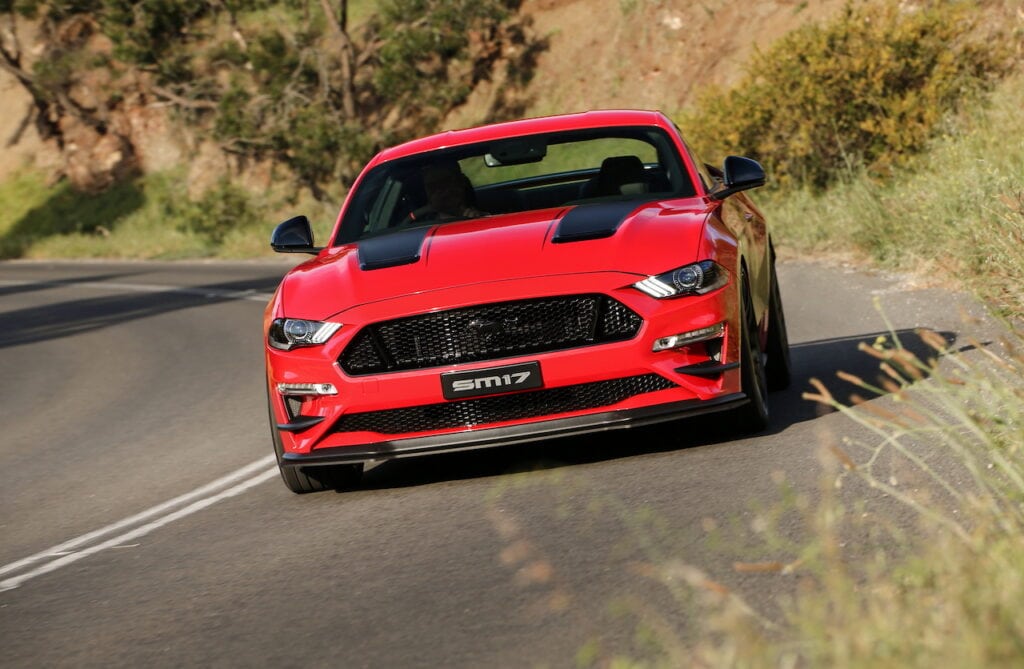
[
  {"x1": 277, "y1": 383, "x2": 338, "y2": 396},
  {"x1": 652, "y1": 322, "x2": 726, "y2": 352}
]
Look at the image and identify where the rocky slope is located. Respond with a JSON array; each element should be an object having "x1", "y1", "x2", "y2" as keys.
[{"x1": 0, "y1": 0, "x2": 848, "y2": 191}]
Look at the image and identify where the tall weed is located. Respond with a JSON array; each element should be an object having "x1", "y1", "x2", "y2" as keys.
[{"x1": 588, "y1": 325, "x2": 1024, "y2": 667}]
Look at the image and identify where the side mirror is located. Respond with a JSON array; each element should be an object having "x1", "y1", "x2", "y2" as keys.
[
  {"x1": 710, "y1": 156, "x2": 766, "y2": 200},
  {"x1": 271, "y1": 215, "x2": 322, "y2": 254}
]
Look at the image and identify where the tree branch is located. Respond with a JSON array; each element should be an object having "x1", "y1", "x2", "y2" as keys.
[{"x1": 317, "y1": 0, "x2": 356, "y2": 118}]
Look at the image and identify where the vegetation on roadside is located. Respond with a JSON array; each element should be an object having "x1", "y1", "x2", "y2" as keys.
[
  {"x1": 765, "y1": 71, "x2": 1024, "y2": 316},
  {"x1": 598, "y1": 323, "x2": 1024, "y2": 667},
  {"x1": 683, "y1": 0, "x2": 1013, "y2": 191},
  {"x1": 679, "y1": 0, "x2": 1024, "y2": 314},
  {"x1": 0, "y1": 168, "x2": 340, "y2": 258}
]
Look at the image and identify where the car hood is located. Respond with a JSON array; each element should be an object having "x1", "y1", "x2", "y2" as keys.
[{"x1": 279, "y1": 198, "x2": 714, "y2": 319}]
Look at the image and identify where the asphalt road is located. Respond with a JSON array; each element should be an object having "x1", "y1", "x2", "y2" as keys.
[{"x1": 0, "y1": 259, "x2": 1000, "y2": 667}]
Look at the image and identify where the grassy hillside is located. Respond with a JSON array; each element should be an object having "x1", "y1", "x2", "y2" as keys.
[
  {"x1": 765, "y1": 72, "x2": 1024, "y2": 316},
  {"x1": 0, "y1": 168, "x2": 339, "y2": 259}
]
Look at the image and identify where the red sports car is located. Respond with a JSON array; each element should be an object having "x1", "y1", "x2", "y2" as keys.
[{"x1": 266, "y1": 110, "x2": 790, "y2": 493}]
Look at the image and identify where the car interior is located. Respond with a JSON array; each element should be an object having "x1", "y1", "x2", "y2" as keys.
[{"x1": 336, "y1": 127, "x2": 697, "y2": 244}]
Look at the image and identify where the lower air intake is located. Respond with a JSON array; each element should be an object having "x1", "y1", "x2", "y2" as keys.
[{"x1": 333, "y1": 373, "x2": 676, "y2": 435}]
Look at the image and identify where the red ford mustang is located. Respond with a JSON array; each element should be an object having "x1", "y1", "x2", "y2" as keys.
[{"x1": 265, "y1": 110, "x2": 790, "y2": 493}]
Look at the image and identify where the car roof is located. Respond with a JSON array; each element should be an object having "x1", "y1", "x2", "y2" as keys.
[{"x1": 370, "y1": 110, "x2": 675, "y2": 166}]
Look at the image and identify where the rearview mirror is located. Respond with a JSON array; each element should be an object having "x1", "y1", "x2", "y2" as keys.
[
  {"x1": 271, "y1": 215, "x2": 322, "y2": 254},
  {"x1": 710, "y1": 156, "x2": 766, "y2": 200},
  {"x1": 484, "y1": 137, "x2": 547, "y2": 166}
]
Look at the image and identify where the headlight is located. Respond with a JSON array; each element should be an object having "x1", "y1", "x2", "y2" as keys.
[
  {"x1": 633, "y1": 260, "x2": 728, "y2": 299},
  {"x1": 268, "y1": 318, "x2": 343, "y2": 350}
]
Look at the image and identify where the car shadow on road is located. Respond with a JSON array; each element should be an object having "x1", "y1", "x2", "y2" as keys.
[
  {"x1": 0, "y1": 274, "x2": 287, "y2": 349},
  {"x1": 0, "y1": 271, "x2": 144, "y2": 299},
  {"x1": 355, "y1": 327, "x2": 962, "y2": 492}
]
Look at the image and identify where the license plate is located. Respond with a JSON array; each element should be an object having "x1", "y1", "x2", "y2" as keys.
[{"x1": 441, "y1": 361, "x2": 543, "y2": 400}]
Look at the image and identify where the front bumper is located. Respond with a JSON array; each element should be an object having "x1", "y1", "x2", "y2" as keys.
[
  {"x1": 281, "y1": 393, "x2": 747, "y2": 468},
  {"x1": 267, "y1": 272, "x2": 743, "y2": 460}
]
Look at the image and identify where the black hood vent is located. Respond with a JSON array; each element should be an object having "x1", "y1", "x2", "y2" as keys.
[
  {"x1": 552, "y1": 199, "x2": 655, "y2": 243},
  {"x1": 357, "y1": 227, "x2": 432, "y2": 270}
]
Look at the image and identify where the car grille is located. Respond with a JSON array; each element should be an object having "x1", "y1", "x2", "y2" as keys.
[
  {"x1": 332, "y1": 373, "x2": 675, "y2": 435},
  {"x1": 339, "y1": 294, "x2": 642, "y2": 375}
]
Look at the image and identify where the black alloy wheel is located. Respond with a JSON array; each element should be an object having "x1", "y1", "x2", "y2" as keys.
[
  {"x1": 765, "y1": 259, "x2": 792, "y2": 391},
  {"x1": 268, "y1": 394, "x2": 364, "y2": 494},
  {"x1": 734, "y1": 275, "x2": 770, "y2": 432}
]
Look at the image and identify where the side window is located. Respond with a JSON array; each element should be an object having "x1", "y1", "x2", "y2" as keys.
[
  {"x1": 674, "y1": 127, "x2": 714, "y2": 192},
  {"x1": 365, "y1": 176, "x2": 402, "y2": 234}
]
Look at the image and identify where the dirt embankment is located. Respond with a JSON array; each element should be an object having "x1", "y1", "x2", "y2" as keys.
[
  {"x1": 0, "y1": 0, "x2": 847, "y2": 187},
  {"x1": 449, "y1": 0, "x2": 846, "y2": 127}
]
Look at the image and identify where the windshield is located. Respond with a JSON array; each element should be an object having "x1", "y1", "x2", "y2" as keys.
[{"x1": 333, "y1": 126, "x2": 695, "y2": 245}]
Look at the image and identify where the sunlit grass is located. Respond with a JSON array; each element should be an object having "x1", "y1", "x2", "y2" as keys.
[
  {"x1": 678, "y1": 323, "x2": 1024, "y2": 667},
  {"x1": 764, "y1": 73, "x2": 1024, "y2": 314},
  {"x1": 0, "y1": 169, "x2": 339, "y2": 260}
]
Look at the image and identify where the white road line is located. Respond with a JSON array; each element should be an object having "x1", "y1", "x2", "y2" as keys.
[
  {"x1": 0, "y1": 278, "x2": 274, "y2": 302},
  {"x1": 0, "y1": 456, "x2": 278, "y2": 593},
  {"x1": 1, "y1": 275, "x2": 280, "y2": 592}
]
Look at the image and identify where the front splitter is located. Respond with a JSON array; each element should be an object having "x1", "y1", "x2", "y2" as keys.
[{"x1": 280, "y1": 393, "x2": 747, "y2": 468}]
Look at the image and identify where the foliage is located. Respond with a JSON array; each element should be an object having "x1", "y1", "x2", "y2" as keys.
[
  {"x1": 373, "y1": 0, "x2": 517, "y2": 112},
  {"x1": 765, "y1": 73, "x2": 1024, "y2": 316},
  {"x1": 1, "y1": 0, "x2": 541, "y2": 197},
  {"x1": 683, "y1": 0, "x2": 1010, "y2": 190},
  {"x1": 0, "y1": 172, "x2": 145, "y2": 258},
  {"x1": 101, "y1": 0, "x2": 209, "y2": 68},
  {"x1": 173, "y1": 179, "x2": 263, "y2": 244},
  {"x1": 0, "y1": 167, "x2": 333, "y2": 259}
]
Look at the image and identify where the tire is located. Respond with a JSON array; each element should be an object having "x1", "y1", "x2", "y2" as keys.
[
  {"x1": 765, "y1": 259, "x2": 792, "y2": 392},
  {"x1": 269, "y1": 395, "x2": 363, "y2": 494},
  {"x1": 734, "y1": 276, "x2": 770, "y2": 433}
]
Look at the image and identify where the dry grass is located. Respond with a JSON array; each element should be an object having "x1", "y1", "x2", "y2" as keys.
[
  {"x1": 571, "y1": 324, "x2": 1024, "y2": 667},
  {"x1": 765, "y1": 72, "x2": 1024, "y2": 315}
]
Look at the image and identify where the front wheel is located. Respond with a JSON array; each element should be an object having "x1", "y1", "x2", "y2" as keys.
[
  {"x1": 269, "y1": 395, "x2": 363, "y2": 494},
  {"x1": 765, "y1": 259, "x2": 791, "y2": 391},
  {"x1": 734, "y1": 277, "x2": 769, "y2": 433}
]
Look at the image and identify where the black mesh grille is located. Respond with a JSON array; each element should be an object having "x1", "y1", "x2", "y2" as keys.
[
  {"x1": 340, "y1": 294, "x2": 642, "y2": 375},
  {"x1": 332, "y1": 374, "x2": 675, "y2": 435}
]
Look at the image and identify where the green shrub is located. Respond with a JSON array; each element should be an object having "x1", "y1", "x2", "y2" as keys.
[
  {"x1": 101, "y1": 0, "x2": 210, "y2": 66},
  {"x1": 684, "y1": 0, "x2": 1010, "y2": 190},
  {"x1": 175, "y1": 179, "x2": 263, "y2": 244},
  {"x1": 373, "y1": 0, "x2": 518, "y2": 110},
  {"x1": 764, "y1": 72, "x2": 1024, "y2": 315}
]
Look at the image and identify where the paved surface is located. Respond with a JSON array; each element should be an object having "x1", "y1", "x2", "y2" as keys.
[{"x1": 0, "y1": 259, "x2": 998, "y2": 667}]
